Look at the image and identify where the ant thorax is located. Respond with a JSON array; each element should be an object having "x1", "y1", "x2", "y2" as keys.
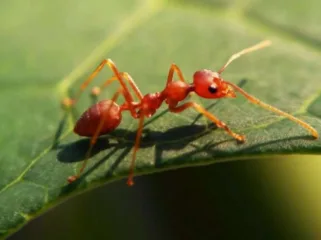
[
  {"x1": 163, "y1": 81, "x2": 193, "y2": 102},
  {"x1": 140, "y1": 92, "x2": 163, "y2": 117}
]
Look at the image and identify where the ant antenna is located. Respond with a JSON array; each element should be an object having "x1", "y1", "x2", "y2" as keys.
[{"x1": 218, "y1": 40, "x2": 272, "y2": 74}]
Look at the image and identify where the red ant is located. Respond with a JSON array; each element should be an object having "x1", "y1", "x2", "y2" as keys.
[{"x1": 63, "y1": 40, "x2": 318, "y2": 186}]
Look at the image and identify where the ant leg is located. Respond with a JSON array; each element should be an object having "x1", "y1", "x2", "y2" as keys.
[
  {"x1": 121, "y1": 72, "x2": 143, "y2": 100},
  {"x1": 169, "y1": 102, "x2": 245, "y2": 142},
  {"x1": 93, "y1": 72, "x2": 143, "y2": 101},
  {"x1": 218, "y1": 40, "x2": 272, "y2": 74},
  {"x1": 166, "y1": 63, "x2": 186, "y2": 86},
  {"x1": 226, "y1": 81, "x2": 319, "y2": 139},
  {"x1": 91, "y1": 75, "x2": 118, "y2": 97},
  {"x1": 62, "y1": 59, "x2": 135, "y2": 108},
  {"x1": 127, "y1": 114, "x2": 145, "y2": 186},
  {"x1": 67, "y1": 88, "x2": 123, "y2": 183}
]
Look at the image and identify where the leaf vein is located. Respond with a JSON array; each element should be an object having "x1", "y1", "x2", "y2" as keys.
[{"x1": 56, "y1": 0, "x2": 164, "y2": 99}]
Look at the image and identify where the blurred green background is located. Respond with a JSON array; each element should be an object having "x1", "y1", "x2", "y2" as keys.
[{"x1": 1, "y1": 0, "x2": 321, "y2": 239}]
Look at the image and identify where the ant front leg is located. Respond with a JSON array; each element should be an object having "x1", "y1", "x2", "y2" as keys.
[
  {"x1": 166, "y1": 63, "x2": 186, "y2": 86},
  {"x1": 169, "y1": 102, "x2": 245, "y2": 142},
  {"x1": 227, "y1": 81, "x2": 319, "y2": 139}
]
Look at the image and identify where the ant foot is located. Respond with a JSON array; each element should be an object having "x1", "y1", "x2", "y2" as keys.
[
  {"x1": 312, "y1": 131, "x2": 319, "y2": 139},
  {"x1": 126, "y1": 178, "x2": 134, "y2": 187},
  {"x1": 91, "y1": 87, "x2": 101, "y2": 96},
  {"x1": 62, "y1": 97, "x2": 75, "y2": 109},
  {"x1": 67, "y1": 175, "x2": 78, "y2": 183},
  {"x1": 236, "y1": 135, "x2": 246, "y2": 143}
]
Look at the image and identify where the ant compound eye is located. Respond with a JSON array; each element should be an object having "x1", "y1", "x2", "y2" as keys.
[{"x1": 208, "y1": 84, "x2": 218, "y2": 94}]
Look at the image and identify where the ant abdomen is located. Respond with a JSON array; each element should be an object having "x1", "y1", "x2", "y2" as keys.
[{"x1": 74, "y1": 100, "x2": 122, "y2": 137}]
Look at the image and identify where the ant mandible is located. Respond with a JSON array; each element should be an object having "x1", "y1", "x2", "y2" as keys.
[{"x1": 63, "y1": 40, "x2": 318, "y2": 186}]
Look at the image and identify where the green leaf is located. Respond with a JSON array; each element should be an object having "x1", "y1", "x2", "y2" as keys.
[{"x1": 1, "y1": 0, "x2": 321, "y2": 238}]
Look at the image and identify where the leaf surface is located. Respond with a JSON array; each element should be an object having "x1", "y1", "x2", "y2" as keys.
[{"x1": 1, "y1": 0, "x2": 321, "y2": 237}]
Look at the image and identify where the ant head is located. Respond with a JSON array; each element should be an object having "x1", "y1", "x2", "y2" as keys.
[{"x1": 193, "y1": 70, "x2": 236, "y2": 99}]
